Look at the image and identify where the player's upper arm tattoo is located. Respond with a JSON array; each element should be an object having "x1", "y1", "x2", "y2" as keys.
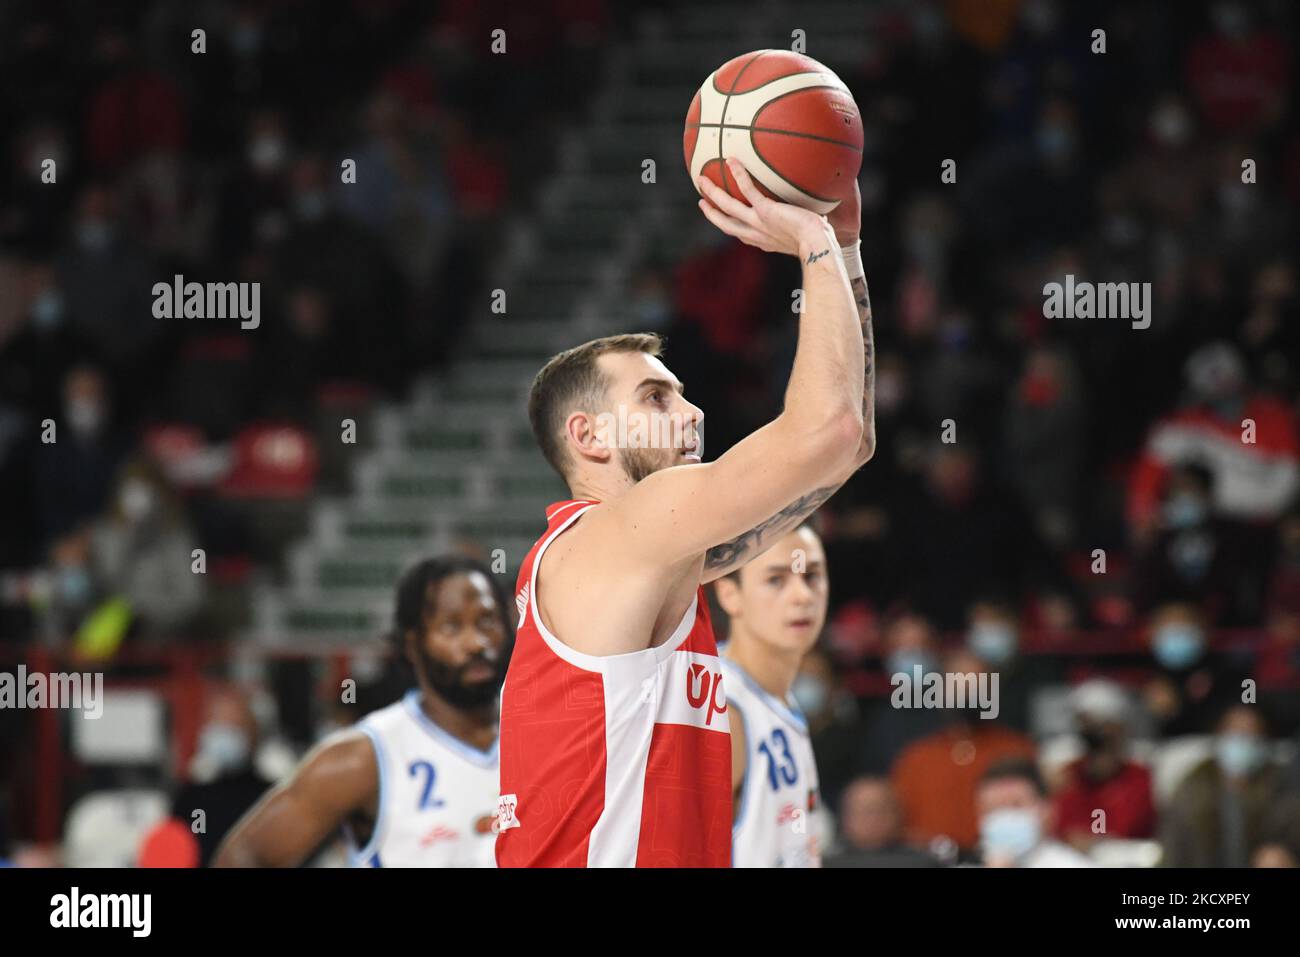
[{"x1": 704, "y1": 484, "x2": 838, "y2": 572}]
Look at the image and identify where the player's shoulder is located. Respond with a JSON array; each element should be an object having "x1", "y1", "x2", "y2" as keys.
[{"x1": 720, "y1": 655, "x2": 790, "y2": 712}]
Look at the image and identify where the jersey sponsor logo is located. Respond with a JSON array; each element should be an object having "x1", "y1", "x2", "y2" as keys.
[
  {"x1": 658, "y1": 652, "x2": 730, "y2": 733},
  {"x1": 685, "y1": 660, "x2": 727, "y2": 727},
  {"x1": 419, "y1": 824, "x2": 460, "y2": 847},
  {"x1": 776, "y1": 802, "x2": 801, "y2": 827},
  {"x1": 495, "y1": 793, "x2": 520, "y2": 833}
]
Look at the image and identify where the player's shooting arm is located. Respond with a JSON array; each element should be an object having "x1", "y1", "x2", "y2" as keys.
[
  {"x1": 611, "y1": 160, "x2": 863, "y2": 570},
  {"x1": 700, "y1": 184, "x2": 876, "y2": 584},
  {"x1": 213, "y1": 732, "x2": 377, "y2": 867}
]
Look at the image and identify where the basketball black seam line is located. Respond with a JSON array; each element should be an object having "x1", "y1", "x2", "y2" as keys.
[
  {"x1": 718, "y1": 50, "x2": 769, "y2": 194},
  {"x1": 685, "y1": 122, "x2": 863, "y2": 152},
  {"x1": 710, "y1": 66, "x2": 838, "y2": 99},
  {"x1": 747, "y1": 121, "x2": 839, "y2": 205},
  {"x1": 744, "y1": 82, "x2": 860, "y2": 203}
]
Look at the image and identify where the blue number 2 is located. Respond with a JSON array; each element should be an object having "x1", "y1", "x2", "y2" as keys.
[
  {"x1": 408, "y1": 761, "x2": 444, "y2": 809},
  {"x1": 756, "y1": 729, "x2": 799, "y2": 791}
]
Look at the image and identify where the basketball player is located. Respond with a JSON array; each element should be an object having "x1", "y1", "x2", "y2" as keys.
[
  {"x1": 214, "y1": 555, "x2": 510, "y2": 867},
  {"x1": 716, "y1": 524, "x2": 829, "y2": 867},
  {"x1": 495, "y1": 158, "x2": 874, "y2": 867}
]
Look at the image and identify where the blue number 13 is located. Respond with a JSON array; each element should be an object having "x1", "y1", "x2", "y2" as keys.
[{"x1": 756, "y1": 729, "x2": 798, "y2": 791}]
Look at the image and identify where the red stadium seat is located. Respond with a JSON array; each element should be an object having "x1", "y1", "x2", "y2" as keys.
[{"x1": 218, "y1": 423, "x2": 319, "y2": 499}]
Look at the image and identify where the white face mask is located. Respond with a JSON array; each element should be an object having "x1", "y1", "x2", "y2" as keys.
[
  {"x1": 66, "y1": 398, "x2": 104, "y2": 437},
  {"x1": 791, "y1": 674, "x2": 828, "y2": 717},
  {"x1": 119, "y1": 478, "x2": 156, "y2": 521},
  {"x1": 198, "y1": 724, "x2": 251, "y2": 773},
  {"x1": 980, "y1": 807, "x2": 1041, "y2": 860},
  {"x1": 248, "y1": 135, "x2": 287, "y2": 173}
]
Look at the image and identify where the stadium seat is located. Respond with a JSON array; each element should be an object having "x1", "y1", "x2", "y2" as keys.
[
  {"x1": 70, "y1": 689, "x2": 168, "y2": 766},
  {"x1": 219, "y1": 422, "x2": 319, "y2": 498},
  {"x1": 63, "y1": 789, "x2": 169, "y2": 867}
]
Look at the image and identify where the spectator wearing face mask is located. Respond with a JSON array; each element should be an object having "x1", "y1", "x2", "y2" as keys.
[
  {"x1": 1160, "y1": 704, "x2": 1300, "y2": 867},
  {"x1": 794, "y1": 649, "x2": 863, "y2": 815},
  {"x1": 170, "y1": 686, "x2": 274, "y2": 867},
  {"x1": 1132, "y1": 462, "x2": 1266, "y2": 625},
  {"x1": 1001, "y1": 345, "x2": 1086, "y2": 550},
  {"x1": 824, "y1": 776, "x2": 940, "y2": 868},
  {"x1": 89, "y1": 457, "x2": 205, "y2": 642},
  {"x1": 855, "y1": 610, "x2": 955, "y2": 776},
  {"x1": 1052, "y1": 680, "x2": 1156, "y2": 849},
  {"x1": 976, "y1": 758, "x2": 1093, "y2": 867},
  {"x1": 962, "y1": 598, "x2": 1064, "y2": 734},
  {"x1": 32, "y1": 364, "x2": 126, "y2": 549},
  {"x1": 1141, "y1": 602, "x2": 1250, "y2": 736}
]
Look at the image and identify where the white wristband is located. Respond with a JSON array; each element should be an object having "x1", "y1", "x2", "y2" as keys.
[{"x1": 840, "y1": 240, "x2": 864, "y2": 279}]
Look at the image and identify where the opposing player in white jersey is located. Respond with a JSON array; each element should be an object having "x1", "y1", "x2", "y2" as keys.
[
  {"x1": 216, "y1": 555, "x2": 509, "y2": 867},
  {"x1": 715, "y1": 524, "x2": 829, "y2": 867}
]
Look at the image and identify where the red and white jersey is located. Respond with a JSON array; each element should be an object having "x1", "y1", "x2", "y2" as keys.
[
  {"x1": 721, "y1": 656, "x2": 823, "y2": 868},
  {"x1": 496, "y1": 499, "x2": 733, "y2": 867}
]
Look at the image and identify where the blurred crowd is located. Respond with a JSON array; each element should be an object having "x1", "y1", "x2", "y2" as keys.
[
  {"x1": 0, "y1": 0, "x2": 613, "y2": 648},
  {"x1": 1, "y1": 0, "x2": 1299, "y2": 866}
]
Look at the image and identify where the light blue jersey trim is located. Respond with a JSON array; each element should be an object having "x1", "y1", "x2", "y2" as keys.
[
  {"x1": 401, "y1": 690, "x2": 499, "y2": 767},
  {"x1": 347, "y1": 724, "x2": 388, "y2": 867},
  {"x1": 722, "y1": 658, "x2": 809, "y2": 734}
]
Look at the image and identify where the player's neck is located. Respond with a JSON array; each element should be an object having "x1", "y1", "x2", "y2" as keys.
[
  {"x1": 723, "y1": 631, "x2": 801, "y2": 700},
  {"x1": 567, "y1": 469, "x2": 634, "y2": 505},
  {"x1": 415, "y1": 690, "x2": 498, "y2": 751}
]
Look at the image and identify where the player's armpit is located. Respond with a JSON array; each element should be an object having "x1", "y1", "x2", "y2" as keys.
[{"x1": 213, "y1": 731, "x2": 378, "y2": 867}]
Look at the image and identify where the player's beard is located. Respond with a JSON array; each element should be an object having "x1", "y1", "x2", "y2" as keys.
[
  {"x1": 620, "y1": 446, "x2": 672, "y2": 484},
  {"x1": 414, "y1": 647, "x2": 506, "y2": 710}
]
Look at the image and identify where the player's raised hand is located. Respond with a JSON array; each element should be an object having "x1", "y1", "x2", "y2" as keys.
[{"x1": 697, "y1": 158, "x2": 834, "y2": 258}]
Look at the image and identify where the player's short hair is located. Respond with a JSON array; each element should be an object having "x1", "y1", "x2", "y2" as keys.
[
  {"x1": 391, "y1": 553, "x2": 511, "y2": 653},
  {"x1": 528, "y1": 332, "x2": 663, "y2": 479},
  {"x1": 978, "y1": 757, "x2": 1046, "y2": 797}
]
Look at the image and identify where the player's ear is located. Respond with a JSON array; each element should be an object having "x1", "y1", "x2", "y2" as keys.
[
  {"x1": 567, "y1": 410, "x2": 613, "y2": 464},
  {"x1": 714, "y1": 575, "x2": 744, "y2": 618}
]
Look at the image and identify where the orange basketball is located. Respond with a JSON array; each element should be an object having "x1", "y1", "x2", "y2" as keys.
[{"x1": 684, "y1": 49, "x2": 863, "y2": 215}]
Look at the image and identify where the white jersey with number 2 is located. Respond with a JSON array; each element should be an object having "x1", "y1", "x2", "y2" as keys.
[{"x1": 345, "y1": 691, "x2": 499, "y2": 867}]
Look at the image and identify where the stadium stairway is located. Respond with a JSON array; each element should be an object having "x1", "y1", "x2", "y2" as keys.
[{"x1": 246, "y1": 4, "x2": 871, "y2": 647}]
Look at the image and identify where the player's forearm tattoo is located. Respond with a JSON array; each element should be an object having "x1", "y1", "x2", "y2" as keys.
[
  {"x1": 850, "y1": 274, "x2": 876, "y2": 455},
  {"x1": 806, "y1": 248, "x2": 831, "y2": 265},
  {"x1": 704, "y1": 484, "x2": 838, "y2": 571}
]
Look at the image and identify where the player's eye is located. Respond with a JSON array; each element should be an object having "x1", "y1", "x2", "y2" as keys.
[{"x1": 767, "y1": 575, "x2": 784, "y2": 586}]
